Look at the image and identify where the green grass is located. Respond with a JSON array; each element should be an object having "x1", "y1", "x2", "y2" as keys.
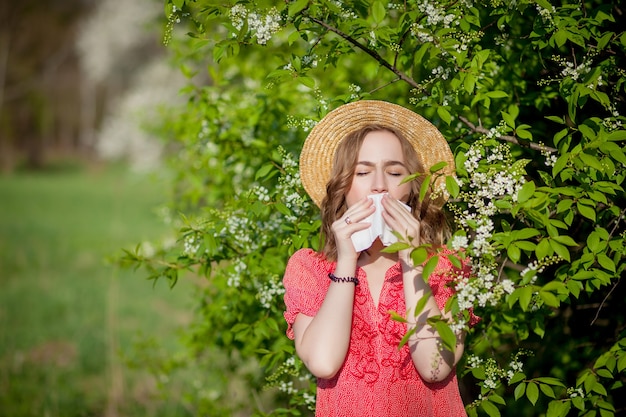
[{"x1": 0, "y1": 164, "x2": 194, "y2": 416}]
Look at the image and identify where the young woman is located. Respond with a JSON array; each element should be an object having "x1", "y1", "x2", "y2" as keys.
[{"x1": 283, "y1": 100, "x2": 474, "y2": 416}]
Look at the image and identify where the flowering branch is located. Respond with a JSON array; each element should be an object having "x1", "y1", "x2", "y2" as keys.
[{"x1": 459, "y1": 116, "x2": 557, "y2": 153}]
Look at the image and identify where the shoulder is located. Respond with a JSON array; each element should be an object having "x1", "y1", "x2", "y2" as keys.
[
  {"x1": 286, "y1": 248, "x2": 328, "y2": 270},
  {"x1": 284, "y1": 248, "x2": 333, "y2": 285}
]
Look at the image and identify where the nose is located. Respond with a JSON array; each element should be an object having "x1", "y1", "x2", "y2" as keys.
[{"x1": 371, "y1": 169, "x2": 387, "y2": 194}]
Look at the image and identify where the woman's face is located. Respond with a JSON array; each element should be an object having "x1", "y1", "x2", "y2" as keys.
[{"x1": 345, "y1": 130, "x2": 411, "y2": 207}]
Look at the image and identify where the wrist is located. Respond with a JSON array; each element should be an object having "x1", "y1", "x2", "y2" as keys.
[{"x1": 328, "y1": 273, "x2": 359, "y2": 286}]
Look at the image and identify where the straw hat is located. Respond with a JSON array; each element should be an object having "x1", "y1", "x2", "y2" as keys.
[{"x1": 300, "y1": 100, "x2": 455, "y2": 207}]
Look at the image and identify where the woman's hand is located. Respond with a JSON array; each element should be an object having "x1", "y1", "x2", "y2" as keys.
[
  {"x1": 331, "y1": 197, "x2": 375, "y2": 262},
  {"x1": 381, "y1": 194, "x2": 421, "y2": 262}
]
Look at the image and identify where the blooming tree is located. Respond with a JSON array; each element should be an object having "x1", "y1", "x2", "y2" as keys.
[
  {"x1": 121, "y1": 1, "x2": 626, "y2": 416},
  {"x1": 76, "y1": 0, "x2": 186, "y2": 170}
]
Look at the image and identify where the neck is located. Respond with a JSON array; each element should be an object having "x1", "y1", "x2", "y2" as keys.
[{"x1": 358, "y1": 239, "x2": 397, "y2": 266}]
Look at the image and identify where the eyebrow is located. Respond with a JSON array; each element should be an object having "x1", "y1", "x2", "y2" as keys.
[{"x1": 356, "y1": 160, "x2": 407, "y2": 168}]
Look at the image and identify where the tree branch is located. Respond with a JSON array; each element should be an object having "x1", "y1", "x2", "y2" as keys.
[
  {"x1": 307, "y1": 16, "x2": 421, "y2": 91},
  {"x1": 459, "y1": 116, "x2": 558, "y2": 153},
  {"x1": 591, "y1": 279, "x2": 620, "y2": 326},
  {"x1": 591, "y1": 206, "x2": 626, "y2": 326}
]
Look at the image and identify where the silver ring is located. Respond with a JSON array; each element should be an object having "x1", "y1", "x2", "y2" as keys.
[{"x1": 345, "y1": 216, "x2": 352, "y2": 225}]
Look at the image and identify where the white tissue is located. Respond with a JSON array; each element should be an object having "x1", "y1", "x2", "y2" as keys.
[{"x1": 350, "y1": 194, "x2": 411, "y2": 252}]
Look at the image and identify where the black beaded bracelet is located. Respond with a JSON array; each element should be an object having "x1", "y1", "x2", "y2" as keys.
[{"x1": 328, "y1": 273, "x2": 359, "y2": 286}]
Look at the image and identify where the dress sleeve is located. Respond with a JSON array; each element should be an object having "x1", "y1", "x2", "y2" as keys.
[
  {"x1": 428, "y1": 248, "x2": 481, "y2": 327},
  {"x1": 282, "y1": 248, "x2": 331, "y2": 340}
]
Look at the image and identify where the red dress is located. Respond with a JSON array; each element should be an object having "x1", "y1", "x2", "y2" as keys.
[{"x1": 283, "y1": 248, "x2": 471, "y2": 417}]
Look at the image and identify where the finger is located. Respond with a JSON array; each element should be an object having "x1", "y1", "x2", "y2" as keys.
[
  {"x1": 381, "y1": 196, "x2": 420, "y2": 240},
  {"x1": 381, "y1": 195, "x2": 413, "y2": 223},
  {"x1": 341, "y1": 197, "x2": 376, "y2": 225}
]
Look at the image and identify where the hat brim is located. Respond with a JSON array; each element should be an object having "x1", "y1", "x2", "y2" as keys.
[{"x1": 300, "y1": 100, "x2": 455, "y2": 207}]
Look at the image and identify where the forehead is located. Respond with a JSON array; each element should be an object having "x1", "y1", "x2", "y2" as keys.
[{"x1": 357, "y1": 130, "x2": 405, "y2": 161}]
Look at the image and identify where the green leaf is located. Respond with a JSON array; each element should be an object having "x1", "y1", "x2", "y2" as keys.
[
  {"x1": 539, "y1": 290, "x2": 560, "y2": 308},
  {"x1": 516, "y1": 127, "x2": 533, "y2": 140},
  {"x1": 464, "y1": 73, "x2": 476, "y2": 93},
  {"x1": 486, "y1": 90, "x2": 508, "y2": 98},
  {"x1": 553, "y1": 128, "x2": 570, "y2": 146},
  {"x1": 517, "y1": 181, "x2": 536, "y2": 204},
  {"x1": 298, "y1": 76, "x2": 316, "y2": 89},
  {"x1": 398, "y1": 327, "x2": 414, "y2": 348},
  {"x1": 433, "y1": 320, "x2": 456, "y2": 352},
  {"x1": 536, "y1": 239, "x2": 552, "y2": 259},
  {"x1": 372, "y1": 1, "x2": 386, "y2": 23},
  {"x1": 547, "y1": 400, "x2": 572, "y2": 417},
  {"x1": 598, "y1": 400, "x2": 616, "y2": 412},
  {"x1": 481, "y1": 400, "x2": 501, "y2": 417},
  {"x1": 412, "y1": 294, "x2": 431, "y2": 318},
  {"x1": 535, "y1": 377, "x2": 566, "y2": 387},
  {"x1": 567, "y1": 279, "x2": 583, "y2": 298},
  {"x1": 411, "y1": 246, "x2": 429, "y2": 265},
  {"x1": 549, "y1": 239, "x2": 570, "y2": 262},
  {"x1": 446, "y1": 252, "x2": 463, "y2": 269},
  {"x1": 551, "y1": 235, "x2": 577, "y2": 246},
  {"x1": 597, "y1": 32, "x2": 615, "y2": 50},
  {"x1": 514, "y1": 228, "x2": 541, "y2": 240},
  {"x1": 502, "y1": 111, "x2": 516, "y2": 128},
  {"x1": 430, "y1": 161, "x2": 448, "y2": 173},
  {"x1": 422, "y1": 255, "x2": 439, "y2": 281},
  {"x1": 509, "y1": 372, "x2": 526, "y2": 385},
  {"x1": 596, "y1": 253, "x2": 616, "y2": 272},
  {"x1": 587, "y1": 190, "x2": 608, "y2": 205},
  {"x1": 617, "y1": 354, "x2": 626, "y2": 372},
  {"x1": 540, "y1": 383, "x2": 556, "y2": 398},
  {"x1": 577, "y1": 201, "x2": 596, "y2": 221},
  {"x1": 519, "y1": 286, "x2": 534, "y2": 311},
  {"x1": 437, "y1": 106, "x2": 452, "y2": 125},
  {"x1": 515, "y1": 241, "x2": 536, "y2": 251},
  {"x1": 388, "y1": 310, "x2": 408, "y2": 323},
  {"x1": 507, "y1": 243, "x2": 521, "y2": 263},
  {"x1": 419, "y1": 174, "x2": 431, "y2": 202},
  {"x1": 592, "y1": 382, "x2": 608, "y2": 396},
  {"x1": 578, "y1": 124, "x2": 597, "y2": 141},
  {"x1": 607, "y1": 129, "x2": 626, "y2": 141},
  {"x1": 572, "y1": 396, "x2": 585, "y2": 411},
  {"x1": 545, "y1": 115, "x2": 565, "y2": 124},
  {"x1": 552, "y1": 154, "x2": 569, "y2": 176},
  {"x1": 382, "y1": 241, "x2": 412, "y2": 253},
  {"x1": 446, "y1": 175, "x2": 460, "y2": 198},
  {"x1": 582, "y1": 371, "x2": 597, "y2": 393},
  {"x1": 526, "y1": 381, "x2": 539, "y2": 405},
  {"x1": 288, "y1": 0, "x2": 309, "y2": 16},
  {"x1": 274, "y1": 202, "x2": 292, "y2": 216},
  {"x1": 490, "y1": 394, "x2": 506, "y2": 405},
  {"x1": 542, "y1": 281, "x2": 565, "y2": 293},
  {"x1": 514, "y1": 382, "x2": 526, "y2": 400},
  {"x1": 255, "y1": 163, "x2": 275, "y2": 180},
  {"x1": 535, "y1": 0, "x2": 553, "y2": 9},
  {"x1": 579, "y1": 152, "x2": 604, "y2": 172}
]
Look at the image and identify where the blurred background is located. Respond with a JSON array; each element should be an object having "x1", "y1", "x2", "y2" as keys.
[{"x1": 0, "y1": 0, "x2": 195, "y2": 415}]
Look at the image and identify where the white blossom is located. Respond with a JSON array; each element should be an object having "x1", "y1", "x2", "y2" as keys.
[
  {"x1": 257, "y1": 275, "x2": 286, "y2": 309},
  {"x1": 230, "y1": 5, "x2": 281, "y2": 45},
  {"x1": 227, "y1": 259, "x2": 247, "y2": 288},
  {"x1": 183, "y1": 235, "x2": 200, "y2": 255},
  {"x1": 501, "y1": 279, "x2": 515, "y2": 294}
]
